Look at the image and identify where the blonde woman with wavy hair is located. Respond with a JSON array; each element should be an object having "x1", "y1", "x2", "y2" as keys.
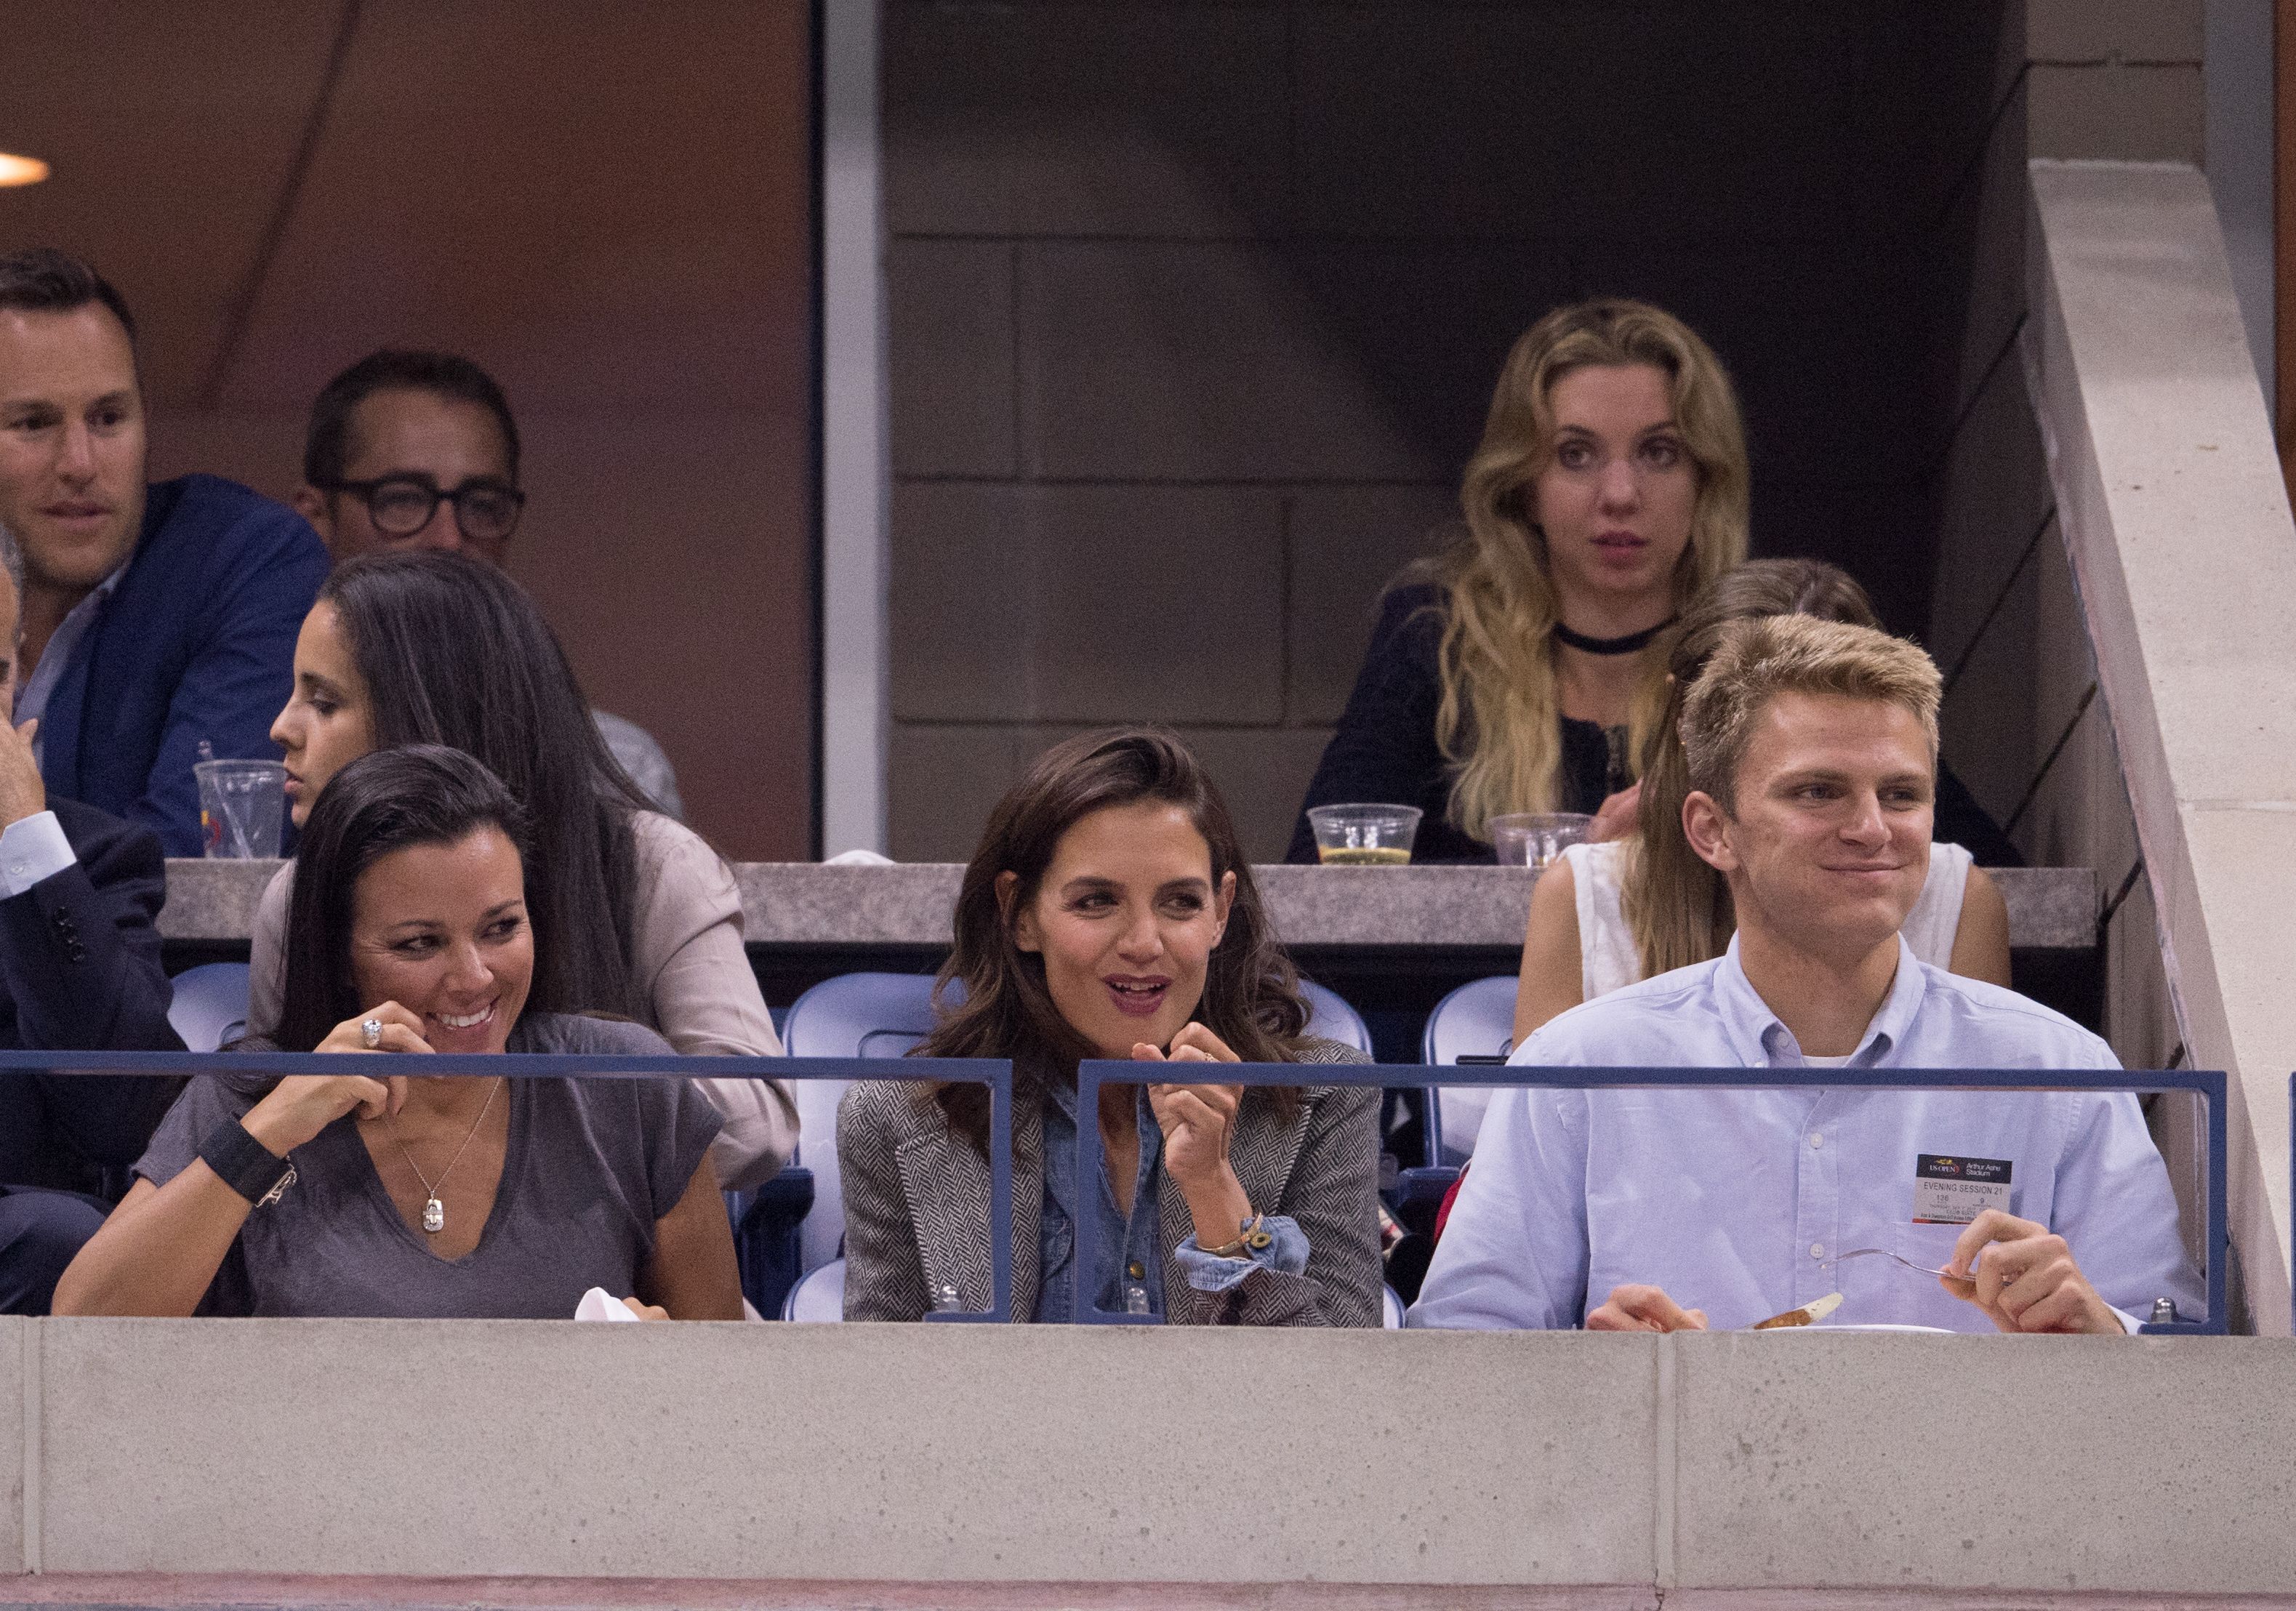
[{"x1": 1288, "y1": 299, "x2": 1751, "y2": 864}]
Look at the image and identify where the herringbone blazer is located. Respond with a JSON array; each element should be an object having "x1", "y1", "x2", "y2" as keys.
[{"x1": 837, "y1": 1039, "x2": 1382, "y2": 1325}]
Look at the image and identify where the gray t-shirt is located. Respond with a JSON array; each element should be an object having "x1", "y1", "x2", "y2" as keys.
[{"x1": 135, "y1": 1013, "x2": 722, "y2": 1318}]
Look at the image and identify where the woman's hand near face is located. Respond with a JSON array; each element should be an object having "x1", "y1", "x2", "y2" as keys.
[
  {"x1": 244, "y1": 1068, "x2": 406, "y2": 1155},
  {"x1": 244, "y1": 1001, "x2": 425, "y2": 1154},
  {"x1": 1135, "y1": 1024, "x2": 1254, "y2": 1247},
  {"x1": 314, "y1": 1000, "x2": 435, "y2": 1057}
]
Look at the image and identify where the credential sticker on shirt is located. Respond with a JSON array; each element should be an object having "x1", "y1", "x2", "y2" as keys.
[{"x1": 1911, "y1": 1153, "x2": 2012, "y2": 1224}]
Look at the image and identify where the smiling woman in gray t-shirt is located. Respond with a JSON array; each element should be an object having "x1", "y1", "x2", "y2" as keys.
[
  {"x1": 52, "y1": 746, "x2": 744, "y2": 1322},
  {"x1": 136, "y1": 1013, "x2": 720, "y2": 1318}
]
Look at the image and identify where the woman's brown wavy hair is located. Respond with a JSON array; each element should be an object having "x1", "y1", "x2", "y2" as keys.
[
  {"x1": 1621, "y1": 558, "x2": 1882, "y2": 978},
  {"x1": 920, "y1": 728, "x2": 1307, "y2": 1150}
]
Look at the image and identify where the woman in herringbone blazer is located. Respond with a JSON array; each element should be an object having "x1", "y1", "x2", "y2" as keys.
[{"x1": 839, "y1": 729, "x2": 1382, "y2": 1325}]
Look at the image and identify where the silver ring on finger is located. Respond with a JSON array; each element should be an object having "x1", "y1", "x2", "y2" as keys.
[{"x1": 361, "y1": 1017, "x2": 382, "y2": 1050}]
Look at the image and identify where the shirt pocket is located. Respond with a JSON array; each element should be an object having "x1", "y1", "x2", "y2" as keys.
[{"x1": 1039, "y1": 1212, "x2": 1074, "y2": 1282}]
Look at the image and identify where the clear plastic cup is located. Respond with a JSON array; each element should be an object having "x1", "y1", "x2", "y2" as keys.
[
  {"x1": 1489, "y1": 811, "x2": 1594, "y2": 869},
  {"x1": 1306, "y1": 803, "x2": 1423, "y2": 865},
  {"x1": 194, "y1": 760, "x2": 288, "y2": 858}
]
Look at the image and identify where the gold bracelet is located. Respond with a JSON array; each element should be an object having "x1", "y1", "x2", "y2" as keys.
[{"x1": 1202, "y1": 1213, "x2": 1269, "y2": 1258}]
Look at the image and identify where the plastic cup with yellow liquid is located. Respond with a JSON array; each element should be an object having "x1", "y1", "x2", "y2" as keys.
[{"x1": 1306, "y1": 803, "x2": 1423, "y2": 865}]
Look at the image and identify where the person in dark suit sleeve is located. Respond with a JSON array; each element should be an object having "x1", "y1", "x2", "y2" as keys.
[{"x1": 0, "y1": 521, "x2": 183, "y2": 1314}]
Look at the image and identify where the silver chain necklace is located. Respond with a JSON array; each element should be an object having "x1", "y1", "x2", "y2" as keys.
[{"x1": 385, "y1": 1077, "x2": 502, "y2": 1234}]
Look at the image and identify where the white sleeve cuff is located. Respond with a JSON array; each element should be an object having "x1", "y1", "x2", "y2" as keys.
[{"x1": 0, "y1": 810, "x2": 77, "y2": 899}]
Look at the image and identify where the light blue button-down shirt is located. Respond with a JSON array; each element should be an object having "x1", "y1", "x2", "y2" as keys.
[
  {"x1": 1410, "y1": 937, "x2": 2204, "y2": 1333},
  {"x1": 15, "y1": 562, "x2": 125, "y2": 768}
]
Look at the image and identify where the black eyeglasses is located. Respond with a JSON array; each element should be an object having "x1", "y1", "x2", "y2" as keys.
[{"x1": 321, "y1": 476, "x2": 526, "y2": 542}]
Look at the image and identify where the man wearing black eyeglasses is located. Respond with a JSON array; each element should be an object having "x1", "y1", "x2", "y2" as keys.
[{"x1": 293, "y1": 350, "x2": 684, "y2": 818}]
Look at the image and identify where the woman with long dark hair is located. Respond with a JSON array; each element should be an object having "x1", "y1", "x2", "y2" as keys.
[
  {"x1": 55, "y1": 747, "x2": 742, "y2": 1319},
  {"x1": 839, "y1": 728, "x2": 1382, "y2": 1325},
  {"x1": 246, "y1": 551, "x2": 793, "y2": 1189}
]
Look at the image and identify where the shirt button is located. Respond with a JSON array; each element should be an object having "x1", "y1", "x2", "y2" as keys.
[
  {"x1": 1810, "y1": 1242, "x2": 1826, "y2": 1260},
  {"x1": 1126, "y1": 1260, "x2": 1146, "y2": 1279},
  {"x1": 1808, "y1": 1133, "x2": 1823, "y2": 1149}
]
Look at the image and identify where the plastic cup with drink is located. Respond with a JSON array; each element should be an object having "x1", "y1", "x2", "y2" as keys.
[
  {"x1": 1488, "y1": 811, "x2": 1593, "y2": 869},
  {"x1": 195, "y1": 757, "x2": 288, "y2": 858},
  {"x1": 1306, "y1": 803, "x2": 1423, "y2": 865}
]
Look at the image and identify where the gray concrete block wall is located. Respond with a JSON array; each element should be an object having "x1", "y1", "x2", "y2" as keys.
[
  {"x1": 1924, "y1": 0, "x2": 2202, "y2": 1069},
  {"x1": 2027, "y1": 0, "x2": 2206, "y2": 165},
  {"x1": 886, "y1": 3, "x2": 2029, "y2": 863}
]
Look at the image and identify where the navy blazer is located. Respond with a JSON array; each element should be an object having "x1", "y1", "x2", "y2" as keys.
[
  {"x1": 0, "y1": 797, "x2": 185, "y2": 1192},
  {"x1": 38, "y1": 474, "x2": 329, "y2": 857}
]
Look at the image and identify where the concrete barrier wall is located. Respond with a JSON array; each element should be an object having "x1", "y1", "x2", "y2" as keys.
[
  {"x1": 9, "y1": 1317, "x2": 2295, "y2": 1598},
  {"x1": 2027, "y1": 160, "x2": 2296, "y2": 1333}
]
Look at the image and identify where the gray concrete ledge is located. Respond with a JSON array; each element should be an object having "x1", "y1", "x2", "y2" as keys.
[
  {"x1": 2028, "y1": 159, "x2": 2296, "y2": 1330},
  {"x1": 12, "y1": 1318, "x2": 2294, "y2": 1596},
  {"x1": 157, "y1": 860, "x2": 2100, "y2": 952},
  {"x1": 7, "y1": 1578, "x2": 2292, "y2": 1610},
  {"x1": 0, "y1": 1575, "x2": 1654, "y2": 1610}
]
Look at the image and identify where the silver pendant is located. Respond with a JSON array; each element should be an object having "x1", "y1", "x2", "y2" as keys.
[{"x1": 422, "y1": 1195, "x2": 444, "y2": 1234}]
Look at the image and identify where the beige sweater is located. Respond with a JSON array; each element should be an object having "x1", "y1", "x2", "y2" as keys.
[{"x1": 246, "y1": 811, "x2": 798, "y2": 1191}]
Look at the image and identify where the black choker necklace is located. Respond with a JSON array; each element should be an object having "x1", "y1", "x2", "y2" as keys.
[{"x1": 1554, "y1": 616, "x2": 1677, "y2": 656}]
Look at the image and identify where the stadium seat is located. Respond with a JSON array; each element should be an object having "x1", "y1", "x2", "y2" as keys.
[
  {"x1": 1297, "y1": 978, "x2": 1373, "y2": 1057},
  {"x1": 778, "y1": 972, "x2": 948, "y2": 1274},
  {"x1": 1420, "y1": 975, "x2": 1517, "y2": 1163},
  {"x1": 781, "y1": 1256, "x2": 846, "y2": 1322},
  {"x1": 167, "y1": 962, "x2": 252, "y2": 1053}
]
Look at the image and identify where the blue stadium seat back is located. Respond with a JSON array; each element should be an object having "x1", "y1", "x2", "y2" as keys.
[
  {"x1": 1382, "y1": 1282, "x2": 1405, "y2": 1329},
  {"x1": 1421, "y1": 975, "x2": 1519, "y2": 1164},
  {"x1": 1420, "y1": 975, "x2": 1516, "y2": 1065},
  {"x1": 168, "y1": 962, "x2": 252, "y2": 1053},
  {"x1": 728, "y1": 1165, "x2": 814, "y2": 1317},
  {"x1": 779, "y1": 972, "x2": 965, "y2": 1274},
  {"x1": 1297, "y1": 979, "x2": 1373, "y2": 1057},
  {"x1": 782, "y1": 1256, "x2": 846, "y2": 1322},
  {"x1": 781, "y1": 971, "x2": 946, "y2": 1061}
]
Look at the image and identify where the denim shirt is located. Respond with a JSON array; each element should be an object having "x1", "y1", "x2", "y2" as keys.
[{"x1": 1032, "y1": 1080, "x2": 1312, "y2": 1322}]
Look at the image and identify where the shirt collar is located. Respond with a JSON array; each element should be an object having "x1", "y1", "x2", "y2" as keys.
[
  {"x1": 1715, "y1": 932, "x2": 1928, "y2": 1066},
  {"x1": 14, "y1": 558, "x2": 129, "y2": 734}
]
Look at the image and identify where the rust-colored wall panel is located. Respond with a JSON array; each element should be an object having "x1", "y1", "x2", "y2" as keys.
[
  {"x1": 9, "y1": 0, "x2": 816, "y2": 859},
  {"x1": 0, "y1": 1, "x2": 348, "y2": 408}
]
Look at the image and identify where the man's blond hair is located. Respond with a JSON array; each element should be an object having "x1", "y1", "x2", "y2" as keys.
[{"x1": 1681, "y1": 614, "x2": 1941, "y2": 810}]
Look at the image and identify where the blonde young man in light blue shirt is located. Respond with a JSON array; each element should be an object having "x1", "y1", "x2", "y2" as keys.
[{"x1": 1411, "y1": 615, "x2": 2202, "y2": 1335}]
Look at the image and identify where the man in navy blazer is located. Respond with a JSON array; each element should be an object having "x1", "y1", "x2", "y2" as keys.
[
  {"x1": 0, "y1": 248, "x2": 327, "y2": 857},
  {"x1": 0, "y1": 521, "x2": 185, "y2": 1313}
]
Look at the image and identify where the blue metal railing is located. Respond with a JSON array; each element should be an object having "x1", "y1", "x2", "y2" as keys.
[
  {"x1": 1075, "y1": 1059, "x2": 2228, "y2": 1334},
  {"x1": 6, "y1": 1050, "x2": 1017, "y2": 1324}
]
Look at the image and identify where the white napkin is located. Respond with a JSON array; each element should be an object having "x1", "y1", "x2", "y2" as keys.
[
  {"x1": 574, "y1": 1285, "x2": 643, "y2": 1322},
  {"x1": 822, "y1": 848, "x2": 895, "y2": 866}
]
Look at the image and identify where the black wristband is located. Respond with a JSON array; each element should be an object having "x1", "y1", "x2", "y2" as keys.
[{"x1": 197, "y1": 1118, "x2": 296, "y2": 1207}]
